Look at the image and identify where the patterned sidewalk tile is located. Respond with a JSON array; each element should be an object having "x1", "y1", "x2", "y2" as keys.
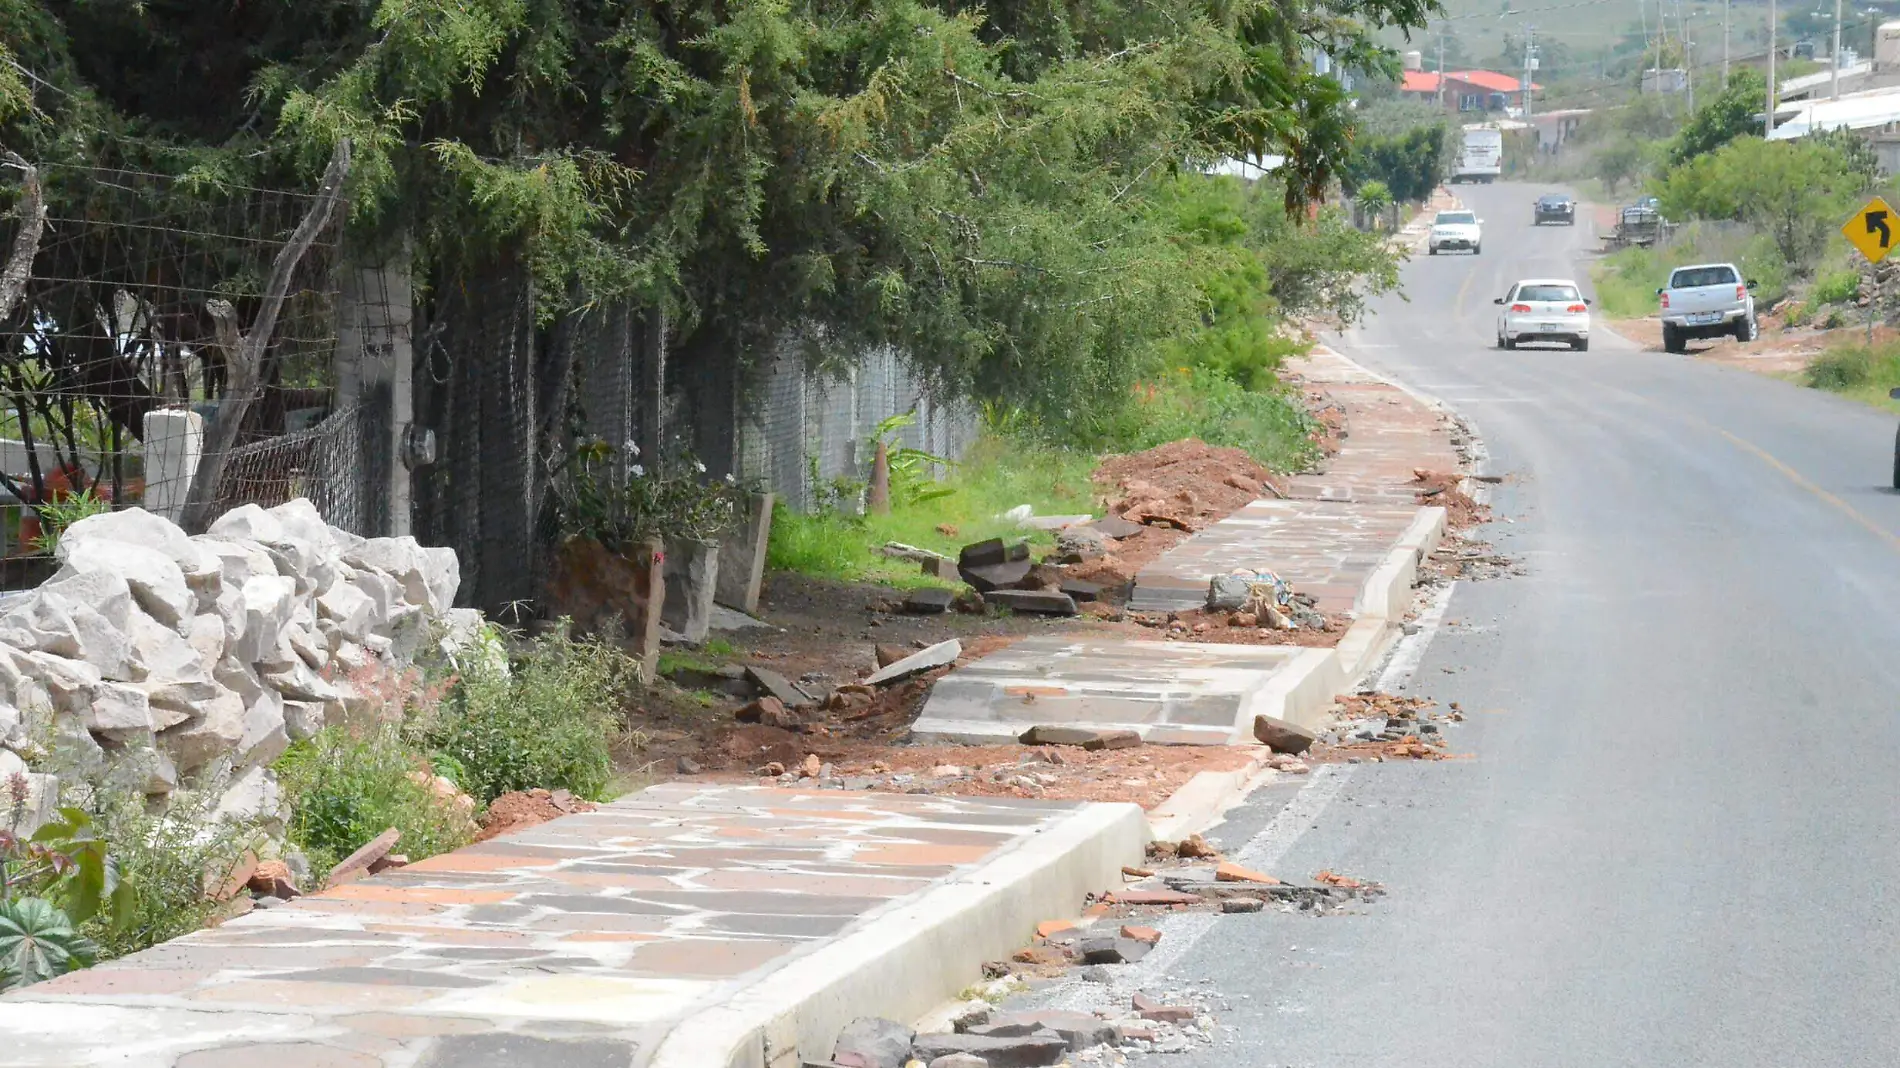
[
  {"x1": 0, "y1": 785, "x2": 1083, "y2": 1067},
  {"x1": 912, "y1": 633, "x2": 1310, "y2": 745}
]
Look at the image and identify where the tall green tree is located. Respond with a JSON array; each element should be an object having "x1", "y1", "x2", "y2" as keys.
[
  {"x1": 1670, "y1": 69, "x2": 1767, "y2": 165},
  {"x1": 2, "y1": 0, "x2": 1438, "y2": 433},
  {"x1": 1657, "y1": 133, "x2": 1876, "y2": 268}
]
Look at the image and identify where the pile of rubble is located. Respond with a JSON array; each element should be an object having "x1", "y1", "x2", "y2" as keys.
[
  {"x1": 885, "y1": 533, "x2": 1128, "y2": 619},
  {"x1": 1411, "y1": 468, "x2": 1491, "y2": 529},
  {"x1": 0, "y1": 499, "x2": 469, "y2": 834},
  {"x1": 1316, "y1": 691, "x2": 1459, "y2": 763},
  {"x1": 1425, "y1": 537, "x2": 1522, "y2": 583},
  {"x1": 821, "y1": 986, "x2": 1218, "y2": 1067},
  {"x1": 1092, "y1": 440, "x2": 1281, "y2": 529}
]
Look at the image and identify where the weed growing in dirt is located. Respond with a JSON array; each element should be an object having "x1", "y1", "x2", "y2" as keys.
[
  {"x1": 275, "y1": 727, "x2": 479, "y2": 881},
  {"x1": 1804, "y1": 341, "x2": 1900, "y2": 407},
  {"x1": 1592, "y1": 222, "x2": 1790, "y2": 319},
  {"x1": 416, "y1": 630, "x2": 637, "y2": 804},
  {"x1": 768, "y1": 435, "x2": 1097, "y2": 583},
  {"x1": 82, "y1": 787, "x2": 258, "y2": 960}
]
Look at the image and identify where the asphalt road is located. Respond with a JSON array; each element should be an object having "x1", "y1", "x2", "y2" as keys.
[{"x1": 1164, "y1": 181, "x2": 1900, "y2": 1066}]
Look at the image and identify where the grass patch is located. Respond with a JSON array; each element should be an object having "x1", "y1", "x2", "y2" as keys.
[
  {"x1": 80, "y1": 782, "x2": 259, "y2": 961},
  {"x1": 1803, "y1": 339, "x2": 1900, "y2": 409},
  {"x1": 1095, "y1": 368, "x2": 1315, "y2": 473},
  {"x1": 412, "y1": 630, "x2": 638, "y2": 805},
  {"x1": 767, "y1": 436, "x2": 1098, "y2": 584},
  {"x1": 275, "y1": 725, "x2": 480, "y2": 882},
  {"x1": 1592, "y1": 222, "x2": 1791, "y2": 320}
]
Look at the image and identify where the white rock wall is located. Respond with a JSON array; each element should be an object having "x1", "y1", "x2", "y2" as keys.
[{"x1": 0, "y1": 499, "x2": 469, "y2": 833}]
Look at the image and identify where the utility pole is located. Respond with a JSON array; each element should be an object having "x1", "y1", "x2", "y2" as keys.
[
  {"x1": 1524, "y1": 24, "x2": 1537, "y2": 126},
  {"x1": 1687, "y1": 39, "x2": 1696, "y2": 111},
  {"x1": 1437, "y1": 21, "x2": 1447, "y2": 108},
  {"x1": 1832, "y1": 0, "x2": 1844, "y2": 99},
  {"x1": 1723, "y1": 0, "x2": 1730, "y2": 83},
  {"x1": 1767, "y1": 0, "x2": 1777, "y2": 136}
]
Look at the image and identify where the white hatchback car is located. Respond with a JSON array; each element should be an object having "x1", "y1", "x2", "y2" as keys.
[{"x1": 1494, "y1": 278, "x2": 1592, "y2": 351}]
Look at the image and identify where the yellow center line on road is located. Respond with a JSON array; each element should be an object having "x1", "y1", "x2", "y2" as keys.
[{"x1": 1705, "y1": 423, "x2": 1900, "y2": 555}]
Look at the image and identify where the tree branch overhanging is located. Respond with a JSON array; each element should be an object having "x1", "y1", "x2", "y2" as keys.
[
  {"x1": 0, "y1": 150, "x2": 46, "y2": 325},
  {"x1": 179, "y1": 139, "x2": 353, "y2": 534}
]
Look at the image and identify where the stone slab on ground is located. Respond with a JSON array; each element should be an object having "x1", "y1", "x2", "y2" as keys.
[
  {"x1": 909, "y1": 635, "x2": 1315, "y2": 746},
  {"x1": 917, "y1": 342, "x2": 1458, "y2": 746},
  {"x1": 0, "y1": 784, "x2": 1104, "y2": 1068},
  {"x1": 1127, "y1": 499, "x2": 1420, "y2": 614},
  {"x1": 1282, "y1": 346, "x2": 1463, "y2": 506}
]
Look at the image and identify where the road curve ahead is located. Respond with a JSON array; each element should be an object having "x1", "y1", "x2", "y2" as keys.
[{"x1": 1164, "y1": 181, "x2": 1900, "y2": 1068}]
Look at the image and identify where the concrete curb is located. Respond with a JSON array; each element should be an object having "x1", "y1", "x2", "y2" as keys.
[
  {"x1": 646, "y1": 802, "x2": 1148, "y2": 1068},
  {"x1": 1227, "y1": 504, "x2": 1448, "y2": 739},
  {"x1": 1147, "y1": 751, "x2": 1274, "y2": 843}
]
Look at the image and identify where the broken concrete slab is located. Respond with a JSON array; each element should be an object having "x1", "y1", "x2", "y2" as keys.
[
  {"x1": 921, "y1": 557, "x2": 962, "y2": 582},
  {"x1": 960, "y1": 559, "x2": 1033, "y2": 593},
  {"x1": 1057, "y1": 578, "x2": 1103, "y2": 602},
  {"x1": 832, "y1": 1016, "x2": 915, "y2": 1068},
  {"x1": 1131, "y1": 992, "x2": 1195, "y2": 1024},
  {"x1": 746, "y1": 665, "x2": 817, "y2": 708},
  {"x1": 981, "y1": 1011, "x2": 1120, "y2": 1051},
  {"x1": 985, "y1": 589, "x2": 1078, "y2": 616},
  {"x1": 904, "y1": 587, "x2": 956, "y2": 614},
  {"x1": 1016, "y1": 725, "x2": 1140, "y2": 750},
  {"x1": 1077, "y1": 936, "x2": 1150, "y2": 965},
  {"x1": 324, "y1": 826, "x2": 400, "y2": 888},
  {"x1": 1109, "y1": 889, "x2": 1202, "y2": 906},
  {"x1": 911, "y1": 1030, "x2": 1068, "y2": 1067},
  {"x1": 865, "y1": 639, "x2": 961, "y2": 686},
  {"x1": 1086, "y1": 515, "x2": 1145, "y2": 539},
  {"x1": 1253, "y1": 713, "x2": 1317, "y2": 754},
  {"x1": 958, "y1": 538, "x2": 1031, "y2": 568}
]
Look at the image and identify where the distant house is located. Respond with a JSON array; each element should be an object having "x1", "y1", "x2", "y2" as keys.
[{"x1": 1400, "y1": 70, "x2": 1540, "y2": 113}]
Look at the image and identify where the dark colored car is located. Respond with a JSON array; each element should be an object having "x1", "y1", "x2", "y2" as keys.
[{"x1": 1534, "y1": 194, "x2": 1576, "y2": 226}]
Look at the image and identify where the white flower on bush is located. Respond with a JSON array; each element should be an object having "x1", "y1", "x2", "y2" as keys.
[
  {"x1": 694, "y1": 460, "x2": 707, "y2": 474},
  {"x1": 631, "y1": 464, "x2": 645, "y2": 477},
  {"x1": 724, "y1": 473, "x2": 738, "y2": 485},
  {"x1": 624, "y1": 439, "x2": 640, "y2": 458}
]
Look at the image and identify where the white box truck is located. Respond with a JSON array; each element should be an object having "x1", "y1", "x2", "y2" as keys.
[{"x1": 1452, "y1": 126, "x2": 1503, "y2": 184}]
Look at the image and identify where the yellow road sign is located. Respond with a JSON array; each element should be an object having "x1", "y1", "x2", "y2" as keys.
[{"x1": 1845, "y1": 196, "x2": 1899, "y2": 264}]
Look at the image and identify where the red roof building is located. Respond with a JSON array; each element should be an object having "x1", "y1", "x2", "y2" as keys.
[{"x1": 1399, "y1": 70, "x2": 1539, "y2": 112}]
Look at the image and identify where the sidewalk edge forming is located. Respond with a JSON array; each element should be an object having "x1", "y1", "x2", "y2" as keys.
[
  {"x1": 1146, "y1": 751, "x2": 1274, "y2": 843},
  {"x1": 645, "y1": 801, "x2": 1148, "y2": 1068},
  {"x1": 1238, "y1": 503, "x2": 1448, "y2": 737}
]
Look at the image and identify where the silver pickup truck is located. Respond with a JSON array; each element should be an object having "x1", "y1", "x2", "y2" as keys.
[{"x1": 1658, "y1": 262, "x2": 1758, "y2": 353}]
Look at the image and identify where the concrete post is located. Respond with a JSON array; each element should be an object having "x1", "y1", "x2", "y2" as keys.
[
  {"x1": 336, "y1": 249, "x2": 414, "y2": 536},
  {"x1": 142, "y1": 409, "x2": 204, "y2": 524}
]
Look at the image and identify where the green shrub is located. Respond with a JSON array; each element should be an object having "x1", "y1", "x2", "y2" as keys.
[
  {"x1": 1812, "y1": 269, "x2": 1862, "y2": 306},
  {"x1": 766, "y1": 435, "x2": 1096, "y2": 583},
  {"x1": 1592, "y1": 222, "x2": 1793, "y2": 318},
  {"x1": 275, "y1": 727, "x2": 478, "y2": 881},
  {"x1": 81, "y1": 788, "x2": 259, "y2": 960},
  {"x1": 1080, "y1": 368, "x2": 1316, "y2": 471},
  {"x1": 417, "y1": 631, "x2": 634, "y2": 804}
]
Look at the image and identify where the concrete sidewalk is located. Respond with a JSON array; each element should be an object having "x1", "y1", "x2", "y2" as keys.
[
  {"x1": 0, "y1": 784, "x2": 1144, "y2": 1067},
  {"x1": 912, "y1": 345, "x2": 1458, "y2": 745}
]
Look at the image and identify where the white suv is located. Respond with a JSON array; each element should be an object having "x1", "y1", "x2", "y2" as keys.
[
  {"x1": 1428, "y1": 210, "x2": 1482, "y2": 255},
  {"x1": 1658, "y1": 262, "x2": 1757, "y2": 353}
]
